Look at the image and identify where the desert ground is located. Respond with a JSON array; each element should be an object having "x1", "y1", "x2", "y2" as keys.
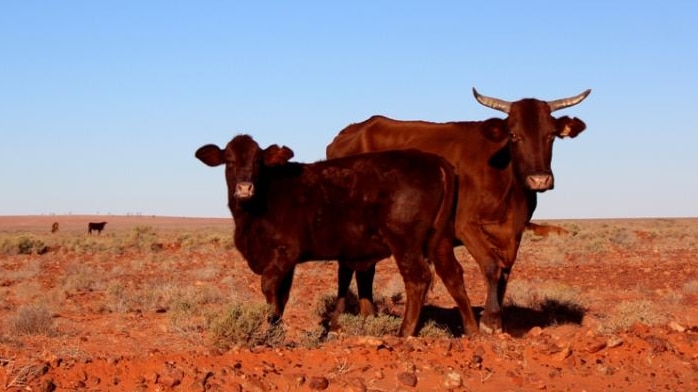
[{"x1": 1, "y1": 215, "x2": 697, "y2": 391}]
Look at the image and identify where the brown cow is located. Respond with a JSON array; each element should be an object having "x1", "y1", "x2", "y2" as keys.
[
  {"x1": 327, "y1": 88, "x2": 590, "y2": 333},
  {"x1": 88, "y1": 221, "x2": 107, "y2": 235},
  {"x1": 51, "y1": 222, "x2": 59, "y2": 233},
  {"x1": 196, "y1": 134, "x2": 477, "y2": 336}
]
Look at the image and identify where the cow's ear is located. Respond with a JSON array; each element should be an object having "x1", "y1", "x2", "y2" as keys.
[
  {"x1": 480, "y1": 118, "x2": 508, "y2": 142},
  {"x1": 195, "y1": 144, "x2": 225, "y2": 167},
  {"x1": 555, "y1": 116, "x2": 586, "y2": 138},
  {"x1": 263, "y1": 145, "x2": 294, "y2": 166}
]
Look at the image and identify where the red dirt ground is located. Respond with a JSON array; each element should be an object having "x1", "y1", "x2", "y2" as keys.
[{"x1": 1, "y1": 215, "x2": 697, "y2": 391}]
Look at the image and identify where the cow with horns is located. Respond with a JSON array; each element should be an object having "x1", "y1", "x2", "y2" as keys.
[{"x1": 327, "y1": 88, "x2": 591, "y2": 333}]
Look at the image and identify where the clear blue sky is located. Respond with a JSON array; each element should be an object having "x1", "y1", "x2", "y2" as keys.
[{"x1": 1, "y1": 2, "x2": 696, "y2": 219}]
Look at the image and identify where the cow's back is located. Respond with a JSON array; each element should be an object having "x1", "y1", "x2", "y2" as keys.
[
  {"x1": 254, "y1": 149, "x2": 454, "y2": 263},
  {"x1": 327, "y1": 116, "x2": 516, "y2": 225}
]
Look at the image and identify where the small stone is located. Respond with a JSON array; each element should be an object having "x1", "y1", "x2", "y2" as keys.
[
  {"x1": 308, "y1": 376, "x2": 330, "y2": 390},
  {"x1": 40, "y1": 379, "x2": 57, "y2": 392},
  {"x1": 443, "y1": 371, "x2": 463, "y2": 389},
  {"x1": 585, "y1": 341, "x2": 607, "y2": 353},
  {"x1": 669, "y1": 321, "x2": 686, "y2": 333},
  {"x1": 555, "y1": 346, "x2": 572, "y2": 362},
  {"x1": 528, "y1": 326, "x2": 544, "y2": 337},
  {"x1": 397, "y1": 371, "x2": 418, "y2": 387},
  {"x1": 607, "y1": 336, "x2": 623, "y2": 348},
  {"x1": 344, "y1": 377, "x2": 367, "y2": 392}
]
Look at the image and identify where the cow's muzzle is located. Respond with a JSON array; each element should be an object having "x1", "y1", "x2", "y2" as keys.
[
  {"x1": 525, "y1": 172, "x2": 554, "y2": 192},
  {"x1": 234, "y1": 182, "x2": 255, "y2": 199}
]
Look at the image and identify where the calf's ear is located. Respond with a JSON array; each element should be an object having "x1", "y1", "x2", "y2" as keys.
[
  {"x1": 263, "y1": 145, "x2": 294, "y2": 166},
  {"x1": 480, "y1": 118, "x2": 508, "y2": 142},
  {"x1": 556, "y1": 116, "x2": 586, "y2": 138},
  {"x1": 195, "y1": 144, "x2": 225, "y2": 167}
]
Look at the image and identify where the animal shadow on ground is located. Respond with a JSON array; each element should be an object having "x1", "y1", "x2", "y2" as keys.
[
  {"x1": 320, "y1": 293, "x2": 585, "y2": 338},
  {"x1": 420, "y1": 301, "x2": 586, "y2": 338}
]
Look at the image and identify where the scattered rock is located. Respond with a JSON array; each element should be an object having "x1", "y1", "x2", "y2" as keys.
[
  {"x1": 39, "y1": 379, "x2": 57, "y2": 392},
  {"x1": 528, "y1": 326, "x2": 544, "y2": 337},
  {"x1": 607, "y1": 336, "x2": 623, "y2": 348},
  {"x1": 308, "y1": 376, "x2": 330, "y2": 390},
  {"x1": 585, "y1": 341, "x2": 607, "y2": 353},
  {"x1": 344, "y1": 377, "x2": 367, "y2": 392},
  {"x1": 285, "y1": 372, "x2": 306, "y2": 388},
  {"x1": 556, "y1": 346, "x2": 572, "y2": 362},
  {"x1": 189, "y1": 371, "x2": 214, "y2": 392},
  {"x1": 397, "y1": 371, "x2": 418, "y2": 387},
  {"x1": 669, "y1": 321, "x2": 686, "y2": 333},
  {"x1": 443, "y1": 371, "x2": 463, "y2": 389}
]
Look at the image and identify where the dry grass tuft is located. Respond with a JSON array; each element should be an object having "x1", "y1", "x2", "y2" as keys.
[
  {"x1": 207, "y1": 302, "x2": 285, "y2": 349},
  {"x1": 601, "y1": 299, "x2": 669, "y2": 333},
  {"x1": 10, "y1": 304, "x2": 57, "y2": 336}
]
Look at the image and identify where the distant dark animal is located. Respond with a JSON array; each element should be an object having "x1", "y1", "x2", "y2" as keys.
[
  {"x1": 526, "y1": 222, "x2": 570, "y2": 237},
  {"x1": 88, "y1": 221, "x2": 107, "y2": 235},
  {"x1": 51, "y1": 222, "x2": 59, "y2": 233},
  {"x1": 196, "y1": 134, "x2": 478, "y2": 336},
  {"x1": 326, "y1": 88, "x2": 591, "y2": 333}
]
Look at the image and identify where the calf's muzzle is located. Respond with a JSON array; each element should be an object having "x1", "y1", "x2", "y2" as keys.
[
  {"x1": 235, "y1": 182, "x2": 255, "y2": 199},
  {"x1": 525, "y1": 173, "x2": 554, "y2": 191}
]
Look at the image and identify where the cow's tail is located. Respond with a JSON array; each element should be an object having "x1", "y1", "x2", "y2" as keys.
[{"x1": 427, "y1": 159, "x2": 457, "y2": 262}]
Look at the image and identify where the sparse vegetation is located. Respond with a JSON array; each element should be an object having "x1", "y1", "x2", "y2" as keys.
[
  {"x1": 601, "y1": 299, "x2": 669, "y2": 333},
  {"x1": 1, "y1": 215, "x2": 697, "y2": 392},
  {"x1": 207, "y1": 302, "x2": 285, "y2": 349},
  {"x1": 506, "y1": 279, "x2": 586, "y2": 310},
  {"x1": 10, "y1": 304, "x2": 56, "y2": 336}
]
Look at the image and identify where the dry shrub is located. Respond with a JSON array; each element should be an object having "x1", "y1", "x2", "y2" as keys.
[
  {"x1": 505, "y1": 279, "x2": 586, "y2": 329},
  {"x1": 506, "y1": 279, "x2": 585, "y2": 309},
  {"x1": 336, "y1": 314, "x2": 401, "y2": 337},
  {"x1": 418, "y1": 320, "x2": 454, "y2": 338},
  {"x1": 3, "y1": 259, "x2": 42, "y2": 282},
  {"x1": 10, "y1": 304, "x2": 56, "y2": 336},
  {"x1": 61, "y1": 264, "x2": 99, "y2": 294},
  {"x1": 601, "y1": 299, "x2": 668, "y2": 333},
  {"x1": 207, "y1": 302, "x2": 285, "y2": 349},
  {"x1": 0, "y1": 235, "x2": 48, "y2": 255}
]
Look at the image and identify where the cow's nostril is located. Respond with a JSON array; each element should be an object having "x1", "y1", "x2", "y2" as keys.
[
  {"x1": 235, "y1": 182, "x2": 254, "y2": 198},
  {"x1": 526, "y1": 174, "x2": 554, "y2": 191}
]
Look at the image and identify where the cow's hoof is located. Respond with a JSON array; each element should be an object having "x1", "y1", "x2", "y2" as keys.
[{"x1": 479, "y1": 313, "x2": 502, "y2": 335}]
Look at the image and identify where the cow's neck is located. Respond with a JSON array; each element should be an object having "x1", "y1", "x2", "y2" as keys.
[
  {"x1": 471, "y1": 144, "x2": 533, "y2": 228},
  {"x1": 228, "y1": 200, "x2": 267, "y2": 275}
]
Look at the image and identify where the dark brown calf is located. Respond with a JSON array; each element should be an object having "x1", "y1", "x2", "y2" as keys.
[
  {"x1": 51, "y1": 222, "x2": 59, "y2": 233},
  {"x1": 88, "y1": 221, "x2": 107, "y2": 235},
  {"x1": 196, "y1": 134, "x2": 477, "y2": 336}
]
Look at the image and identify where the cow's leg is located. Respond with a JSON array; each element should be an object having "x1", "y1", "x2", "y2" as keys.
[
  {"x1": 430, "y1": 237, "x2": 479, "y2": 335},
  {"x1": 355, "y1": 264, "x2": 376, "y2": 318},
  {"x1": 463, "y1": 223, "x2": 521, "y2": 334},
  {"x1": 330, "y1": 263, "x2": 354, "y2": 331},
  {"x1": 261, "y1": 265, "x2": 296, "y2": 324},
  {"x1": 393, "y1": 251, "x2": 431, "y2": 337},
  {"x1": 456, "y1": 224, "x2": 507, "y2": 334}
]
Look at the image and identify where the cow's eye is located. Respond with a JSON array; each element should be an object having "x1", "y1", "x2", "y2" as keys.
[{"x1": 510, "y1": 133, "x2": 521, "y2": 142}]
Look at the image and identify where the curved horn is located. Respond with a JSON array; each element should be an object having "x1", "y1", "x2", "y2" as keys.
[
  {"x1": 472, "y1": 88, "x2": 511, "y2": 113},
  {"x1": 547, "y1": 89, "x2": 592, "y2": 112}
]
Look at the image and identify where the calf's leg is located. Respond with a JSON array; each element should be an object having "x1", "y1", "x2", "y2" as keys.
[
  {"x1": 430, "y1": 237, "x2": 478, "y2": 335},
  {"x1": 394, "y1": 252, "x2": 431, "y2": 337},
  {"x1": 261, "y1": 265, "x2": 296, "y2": 324}
]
